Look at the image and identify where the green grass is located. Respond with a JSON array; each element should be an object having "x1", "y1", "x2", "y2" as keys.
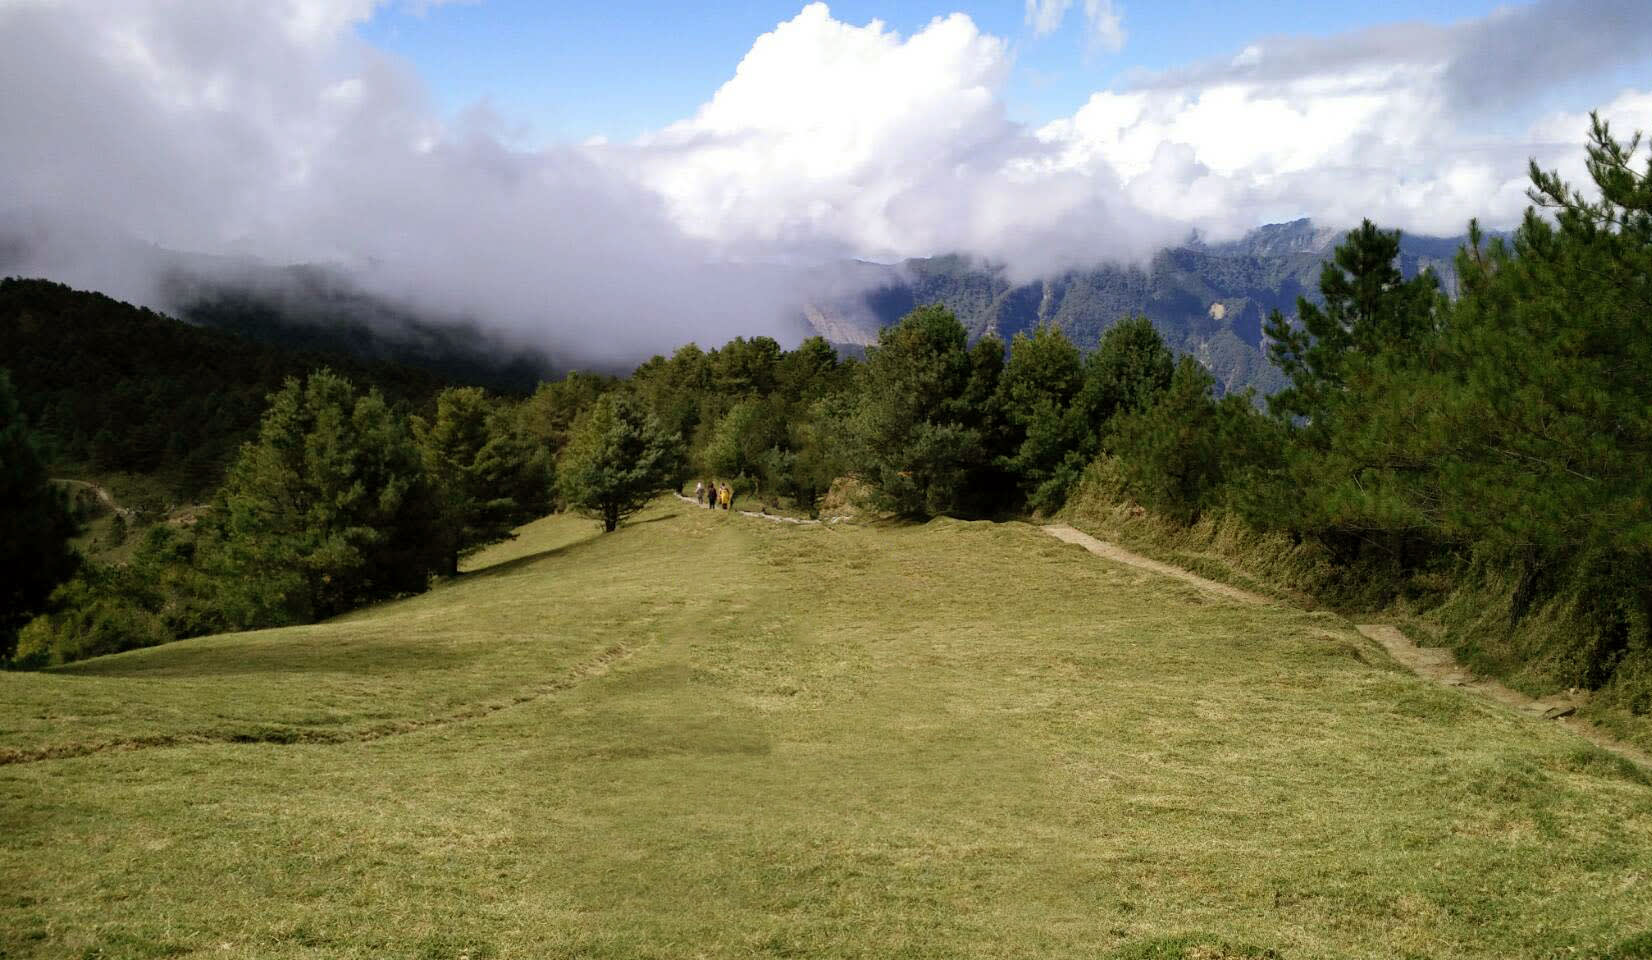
[
  {"x1": 3, "y1": 502, "x2": 1650, "y2": 958},
  {"x1": 1057, "y1": 462, "x2": 1652, "y2": 754}
]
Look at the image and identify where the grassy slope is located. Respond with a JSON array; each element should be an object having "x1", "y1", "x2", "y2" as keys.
[
  {"x1": 3, "y1": 504, "x2": 1650, "y2": 959},
  {"x1": 1057, "y1": 464, "x2": 1652, "y2": 755}
]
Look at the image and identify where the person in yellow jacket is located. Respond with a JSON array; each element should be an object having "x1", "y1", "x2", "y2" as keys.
[{"x1": 719, "y1": 483, "x2": 732, "y2": 511}]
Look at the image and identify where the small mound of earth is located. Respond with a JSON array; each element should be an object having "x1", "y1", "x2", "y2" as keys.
[{"x1": 820, "y1": 476, "x2": 872, "y2": 518}]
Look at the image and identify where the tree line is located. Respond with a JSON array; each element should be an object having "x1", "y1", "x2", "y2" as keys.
[
  {"x1": 3, "y1": 117, "x2": 1649, "y2": 722},
  {"x1": 0, "y1": 277, "x2": 459, "y2": 502}
]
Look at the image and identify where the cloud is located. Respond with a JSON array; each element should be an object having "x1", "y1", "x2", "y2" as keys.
[
  {"x1": 1022, "y1": 0, "x2": 1652, "y2": 239},
  {"x1": 634, "y1": 0, "x2": 1650, "y2": 263},
  {"x1": 1134, "y1": 0, "x2": 1652, "y2": 116},
  {"x1": 0, "y1": 0, "x2": 811, "y2": 365},
  {"x1": 629, "y1": 3, "x2": 1177, "y2": 279},
  {"x1": 1081, "y1": 0, "x2": 1126, "y2": 53},
  {"x1": 1024, "y1": 0, "x2": 1127, "y2": 51},
  {"x1": 1025, "y1": 0, "x2": 1067, "y2": 36},
  {"x1": 1, "y1": 0, "x2": 1648, "y2": 368}
]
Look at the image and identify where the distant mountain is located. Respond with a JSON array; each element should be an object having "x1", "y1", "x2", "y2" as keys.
[
  {"x1": 3, "y1": 213, "x2": 1470, "y2": 398},
  {"x1": 158, "y1": 266, "x2": 557, "y2": 395},
  {"x1": 804, "y1": 220, "x2": 1470, "y2": 396},
  {"x1": 0, "y1": 221, "x2": 558, "y2": 394}
]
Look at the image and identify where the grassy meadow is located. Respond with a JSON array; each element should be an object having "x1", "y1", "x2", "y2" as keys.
[{"x1": 3, "y1": 501, "x2": 1651, "y2": 959}]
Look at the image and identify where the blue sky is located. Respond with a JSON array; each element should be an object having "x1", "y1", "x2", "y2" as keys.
[{"x1": 359, "y1": 1, "x2": 1516, "y2": 143}]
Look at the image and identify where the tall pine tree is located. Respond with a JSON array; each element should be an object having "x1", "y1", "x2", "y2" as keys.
[{"x1": 557, "y1": 393, "x2": 685, "y2": 532}]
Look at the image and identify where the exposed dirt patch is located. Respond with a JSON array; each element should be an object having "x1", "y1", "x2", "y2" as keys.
[
  {"x1": 52, "y1": 478, "x2": 132, "y2": 519},
  {"x1": 672, "y1": 492, "x2": 848, "y2": 525},
  {"x1": 1041, "y1": 522, "x2": 1650, "y2": 771},
  {"x1": 1356, "y1": 623, "x2": 1652, "y2": 769},
  {"x1": 1042, "y1": 523, "x2": 1270, "y2": 605}
]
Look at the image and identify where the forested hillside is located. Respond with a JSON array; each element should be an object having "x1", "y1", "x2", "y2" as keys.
[
  {"x1": 162, "y1": 265, "x2": 557, "y2": 393},
  {"x1": 0, "y1": 278, "x2": 459, "y2": 498}
]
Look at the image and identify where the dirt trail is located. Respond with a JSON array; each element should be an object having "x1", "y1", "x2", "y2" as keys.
[
  {"x1": 53, "y1": 478, "x2": 132, "y2": 519},
  {"x1": 1042, "y1": 523, "x2": 1652, "y2": 770},
  {"x1": 1041, "y1": 523, "x2": 1270, "y2": 605},
  {"x1": 672, "y1": 492, "x2": 846, "y2": 525},
  {"x1": 1355, "y1": 624, "x2": 1652, "y2": 768}
]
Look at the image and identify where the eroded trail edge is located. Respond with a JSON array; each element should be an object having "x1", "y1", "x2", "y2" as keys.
[
  {"x1": 1041, "y1": 523, "x2": 1270, "y2": 605},
  {"x1": 1355, "y1": 624, "x2": 1652, "y2": 769},
  {"x1": 1042, "y1": 523, "x2": 1651, "y2": 770}
]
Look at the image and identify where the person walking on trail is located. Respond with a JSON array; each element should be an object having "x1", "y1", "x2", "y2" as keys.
[
  {"x1": 708, "y1": 480, "x2": 720, "y2": 509},
  {"x1": 693, "y1": 480, "x2": 705, "y2": 506},
  {"x1": 720, "y1": 483, "x2": 732, "y2": 511}
]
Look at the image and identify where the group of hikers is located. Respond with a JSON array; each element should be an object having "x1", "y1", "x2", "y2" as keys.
[{"x1": 693, "y1": 479, "x2": 734, "y2": 511}]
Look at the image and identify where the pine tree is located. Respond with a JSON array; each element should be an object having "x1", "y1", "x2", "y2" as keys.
[
  {"x1": 412, "y1": 387, "x2": 536, "y2": 575},
  {"x1": 997, "y1": 326, "x2": 1087, "y2": 512},
  {"x1": 1108, "y1": 357, "x2": 1229, "y2": 523},
  {"x1": 203, "y1": 370, "x2": 440, "y2": 625},
  {"x1": 843, "y1": 305, "x2": 989, "y2": 517},
  {"x1": 1080, "y1": 315, "x2": 1176, "y2": 425},
  {"x1": 1263, "y1": 219, "x2": 1442, "y2": 429},
  {"x1": 702, "y1": 399, "x2": 782, "y2": 492},
  {"x1": 557, "y1": 393, "x2": 685, "y2": 532}
]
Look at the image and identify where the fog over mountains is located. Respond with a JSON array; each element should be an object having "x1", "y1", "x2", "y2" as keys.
[{"x1": 3, "y1": 215, "x2": 1469, "y2": 395}]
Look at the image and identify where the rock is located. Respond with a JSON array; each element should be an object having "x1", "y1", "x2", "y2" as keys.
[{"x1": 1541, "y1": 705, "x2": 1577, "y2": 720}]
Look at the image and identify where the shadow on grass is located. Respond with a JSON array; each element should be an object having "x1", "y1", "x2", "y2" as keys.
[
  {"x1": 461, "y1": 510, "x2": 682, "y2": 581},
  {"x1": 51, "y1": 508, "x2": 686, "y2": 680},
  {"x1": 55, "y1": 637, "x2": 484, "y2": 679},
  {"x1": 461, "y1": 538, "x2": 596, "y2": 581},
  {"x1": 626, "y1": 511, "x2": 683, "y2": 526}
]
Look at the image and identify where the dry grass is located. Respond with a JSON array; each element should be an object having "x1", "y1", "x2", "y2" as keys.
[{"x1": 2, "y1": 502, "x2": 1650, "y2": 958}]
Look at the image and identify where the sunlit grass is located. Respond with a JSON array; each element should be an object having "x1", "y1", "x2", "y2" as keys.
[{"x1": 3, "y1": 501, "x2": 1649, "y2": 958}]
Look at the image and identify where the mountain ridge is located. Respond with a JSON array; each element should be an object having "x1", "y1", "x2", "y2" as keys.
[{"x1": 805, "y1": 219, "x2": 1473, "y2": 395}]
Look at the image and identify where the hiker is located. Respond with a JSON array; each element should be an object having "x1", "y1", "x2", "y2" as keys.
[
  {"x1": 708, "y1": 480, "x2": 720, "y2": 509},
  {"x1": 693, "y1": 480, "x2": 705, "y2": 505},
  {"x1": 720, "y1": 483, "x2": 732, "y2": 511}
]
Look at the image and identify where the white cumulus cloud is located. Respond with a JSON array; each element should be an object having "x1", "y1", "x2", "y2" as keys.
[
  {"x1": 628, "y1": 3, "x2": 1176, "y2": 278},
  {"x1": 0, "y1": 0, "x2": 810, "y2": 364},
  {"x1": 634, "y1": 0, "x2": 1652, "y2": 264}
]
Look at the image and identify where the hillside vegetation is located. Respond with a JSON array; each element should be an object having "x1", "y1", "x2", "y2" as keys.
[
  {"x1": 0, "y1": 277, "x2": 462, "y2": 500},
  {"x1": 4, "y1": 504, "x2": 1651, "y2": 959}
]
